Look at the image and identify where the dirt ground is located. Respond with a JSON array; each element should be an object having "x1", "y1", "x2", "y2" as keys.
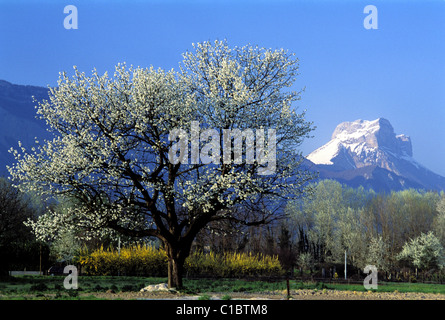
[{"x1": 88, "y1": 289, "x2": 445, "y2": 300}]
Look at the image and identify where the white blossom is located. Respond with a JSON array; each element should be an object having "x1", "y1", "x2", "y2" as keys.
[{"x1": 9, "y1": 40, "x2": 315, "y2": 267}]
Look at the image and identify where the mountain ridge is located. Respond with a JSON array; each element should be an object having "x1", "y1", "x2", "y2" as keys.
[
  {"x1": 0, "y1": 80, "x2": 50, "y2": 176},
  {"x1": 1, "y1": 80, "x2": 444, "y2": 192}
]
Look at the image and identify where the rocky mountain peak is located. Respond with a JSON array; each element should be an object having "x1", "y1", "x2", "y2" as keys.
[
  {"x1": 306, "y1": 118, "x2": 445, "y2": 191},
  {"x1": 331, "y1": 118, "x2": 391, "y2": 140},
  {"x1": 308, "y1": 118, "x2": 414, "y2": 170},
  {"x1": 330, "y1": 118, "x2": 412, "y2": 157}
]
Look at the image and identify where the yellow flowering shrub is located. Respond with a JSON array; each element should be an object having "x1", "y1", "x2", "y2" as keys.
[
  {"x1": 78, "y1": 244, "x2": 168, "y2": 276},
  {"x1": 185, "y1": 251, "x2": 285, "y2": 277},
  {"x1": 78, "y1": 245, "x2": 284, "y2": 277}
]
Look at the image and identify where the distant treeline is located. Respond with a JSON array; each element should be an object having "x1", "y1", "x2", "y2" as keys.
[
  {"x1": 194, "y1": 180, "x2": 445, "y2": 281},
  {"x1": 1, "y1": 176, "x2": 444, "y2": 281}
]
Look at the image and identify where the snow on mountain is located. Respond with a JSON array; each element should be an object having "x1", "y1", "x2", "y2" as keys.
[
  {"x1": 306, "y1": 118, "x2": 445, "y2": 192},
  {"x1": 1, "y1": 80, "x2": 444, "y2": 192}
]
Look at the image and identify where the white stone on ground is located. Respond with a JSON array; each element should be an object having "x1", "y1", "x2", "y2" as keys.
[{"x1": 140, "y1": 283, "x2": 169, "y2": 292}]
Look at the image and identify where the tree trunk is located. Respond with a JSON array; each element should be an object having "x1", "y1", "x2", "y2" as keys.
[
  {"x1": 168, "y1": 256, "x2": 184, "y2": 289},
  {"x1": 165, "y1": 241, "x2": 191, "y2": 289}
]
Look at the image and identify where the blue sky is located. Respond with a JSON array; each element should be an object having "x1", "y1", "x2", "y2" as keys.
[{"x1": 1, "y1": 0, "x2": 444, "y2": 176}]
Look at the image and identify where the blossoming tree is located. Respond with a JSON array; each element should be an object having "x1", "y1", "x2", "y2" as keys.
[
  {"x1": 397, "y1": 232, "x2": 445, "y2": 276},
  {"x1": 8, "y1": 40, "x2": 315, "y2": 288}
]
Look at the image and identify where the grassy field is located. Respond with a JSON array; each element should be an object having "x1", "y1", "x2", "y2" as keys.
[
  {"x1": 316, "y1": 281, "x2": 445, "y2": 295},
  {"x1": 0, "y1": 275, "x2": 162, "y2": 300},
  {"x1": 1, "y1": 275, "x2": 445, "y2": 299}
]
